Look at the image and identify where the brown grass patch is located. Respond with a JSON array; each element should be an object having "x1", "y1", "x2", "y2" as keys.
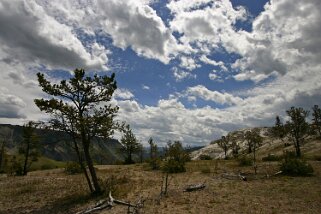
[{"x1": 0, "y1": 160, "x2": 321, "y2": 213}]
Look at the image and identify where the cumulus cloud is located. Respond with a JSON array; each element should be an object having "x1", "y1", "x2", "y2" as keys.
[
  {"x1": 114, "y1": 88, "x2": 135, "y2": 100},
  {"x1": 208, "y1": 72, "x2": 223, "y2": 82},
  {"x1": 172, "y1": 67, "x2": 197, "y2": 81},
  {"x1": 200, "y1": 55, "x2": 227, "y2": 71},
  {"x1": 185, "y1": 85, "x2": 243, "y2": 106},
  {"x1": 142, "y1": 85, "x2": 150, "y2": 90},
  {"x1": 233, "y1": 0, "x2": 321, "y2": 81},
  {"x1": 168, "y1": 0, "x2": 248, "y2": 54},
  {"x1": 37, "y1": 0, "x2": 182, "y2": 64},
  {"x1": 0, "y1": 88, "x2": 26, "y2": 119},
  {"x1": 0, "y1": 0, "x2": 108, "y2": 71},
  {"x1": 115, "y1": 98, "x2": 229, "y2": 146}
]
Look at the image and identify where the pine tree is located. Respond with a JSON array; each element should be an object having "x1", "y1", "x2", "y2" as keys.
[
  {"x1": 217, "y1": 135, "x2": 230, "y2": 159},
  {"x1": 312, "y1": 105, "x2": 321, "y2": 137},
  {"x1": 148, "y1": 137, "x2": 159, "y2": 170},
  {"x1": 286, "y1": 107, "x2": 309, "y2": 158},
  {"x1": 245, "y1": 129, "x2": 263, "y2": 174},
  {"x1": 34, "y1": 68, "x2": 118, "y2": 194},
  {"x1": 120, "y1": 124, "x2": 140, "y2": 164},
  {"x1": 272, "y1": 115, "x2": 287, "y2": 145},
  {"x1": 19, "y1": 121, "x2": 40, "y2": 176}
]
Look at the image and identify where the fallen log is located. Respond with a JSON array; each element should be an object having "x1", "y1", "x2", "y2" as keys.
[
  {"x1": 184, "y1": 183, "x2": 206, "y2": 192},
  {"x1": 76, "y1": 192, "x2": 144, "y2": 214},
  {"x1": 78, "y1": 203, "x2": 113, "y2": 214},
  {"x1": 274, "y1": 171, "x2": 283, "y2": 176}
]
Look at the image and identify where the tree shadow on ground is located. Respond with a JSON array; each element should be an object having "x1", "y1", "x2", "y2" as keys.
[{"x1": 30, "y1": 194, "x2": 92, "y2": 214}]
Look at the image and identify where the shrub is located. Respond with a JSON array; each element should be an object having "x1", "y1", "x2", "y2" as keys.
[
  {"x1": 313, "y1": 155, "x2": 321, "y2": 161},
  {"x1": 283, "y1": 151, "x2": 297, "y2": 159},
  {"x1": 100, "y1": 175, "x2": 130, "y2": 197},
  {"x1": 64, "y1": 162, "x2": 82, "y2": 175},
  {"x1": 199, "y1": 154, "x2": 212, "y2": 160},
  {"x1": 280, "y1": 158, "x2": 314, "y2": 176},
  {"x1": 201, "y1": 167, "x2": 211, "y2": 174},
  {"x1": 162, "y1": 159, "x2": 186, "y2": 173},
  {"x1": 148, "y1": 158, "x2": 161, "y2": 170},
  {"x1": 6, "y1": 156, "x2": 23, "y2": 176},
  {"x1": 238, "y1": 156, "x2": 252, "y2": 166},
  {"x1": 41, "y1": 163, "x2": 56, "y2": 170},
  {"x1": 262, "y1": 154, "x2": 282, "y2": 162},
  {"x1": 162, "y1": 141, "x2": 189, "y2": 173}
]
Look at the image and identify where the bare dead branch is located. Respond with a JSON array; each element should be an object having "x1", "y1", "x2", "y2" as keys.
[{"x1": 184, "y1": 183, "x2": 206, "y2": 192}]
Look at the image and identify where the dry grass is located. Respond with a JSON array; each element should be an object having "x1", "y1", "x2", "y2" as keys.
[{"x1": 0, "y1": 160, "x2": 321, "y2": 214}]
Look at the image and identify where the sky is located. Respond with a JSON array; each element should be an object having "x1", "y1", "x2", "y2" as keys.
[{"x1": 0, "y1": 0, "x2": 321, "y2": 146}]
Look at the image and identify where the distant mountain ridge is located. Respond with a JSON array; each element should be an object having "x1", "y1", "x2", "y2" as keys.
[{"x1": 0, "y1": 124, "x2": 123, "y2": 164}]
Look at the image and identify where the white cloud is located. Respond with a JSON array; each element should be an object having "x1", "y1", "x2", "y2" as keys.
[
  {"x1": 0, "y1": 88, "x2": 26, "y2": 119},
  {"x1": 168, "y1": 0, "x2": 248, "y2": 55},
  {"x1": 185, "y1": 85, "x2": 243, "y2": 106},
  {"x1": 38, "y1": 0, "x2": 182, "y2": 64},
  {"x1": 179, "y1": 56, "x2": 200, "y2": 71},
  {"x1": 233, "y1": 0, "x2": 321, "y2": 81},
  {"x1": 172, "y1": 67, "x2": 197, "y2": 81},
  {"x1": 114, "y1": 88, "x2": 135, "y2": 100},
  {"x1": 0, "y1": 0, "x2": 108, "y2": 71},
  {"x1": 142, "y1": 85, "x2": 150, "y2": 90},
  {"x1": 200, "y1": 55, "x2": 227, "y2": 71},
  {"x1": 115, "y1": 98, "x2": 229, "y2": 146},
  {"x1": 208, "y1": 73, "x2": 218, "y2": 81}
]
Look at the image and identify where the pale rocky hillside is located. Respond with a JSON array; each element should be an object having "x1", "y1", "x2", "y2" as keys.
[{"x1": 191, "y1": 127, "x2": 321, "y2": 160}]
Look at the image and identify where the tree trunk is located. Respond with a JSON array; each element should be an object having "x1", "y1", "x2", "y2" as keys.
[
  {"x1": 73, "y1": 139, "x2": 93, "y2": 193},
  {"x1": 253, "y1": 146, "x2": 257, "y2": 174},
  {"x1": 23, "y1": 141, "x2": 30, "y2": 176},
  {"x1": 295, "y1": 140, "x2": 301, "y2": 158},
  {"x1": 0, "y1": 141, "x2": 5, "y2": 171},
  {"x1": 128, "y1": 150, "x2": 132, "y2": 164},
  {"x1": 83, "y1": 142, "x2": 101, "y2": 194}
]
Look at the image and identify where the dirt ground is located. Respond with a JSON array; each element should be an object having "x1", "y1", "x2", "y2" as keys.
[{"x1": 0, "y1": 160, "x2": 321, "y2": 214}]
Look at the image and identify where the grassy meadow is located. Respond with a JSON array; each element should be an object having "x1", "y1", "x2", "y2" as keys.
[{"x1": 0, "y1": 159, "x2": 320, "y2": 214}]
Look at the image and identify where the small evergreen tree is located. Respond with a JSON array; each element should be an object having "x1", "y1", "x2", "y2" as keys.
[
  {"x1": 230, "y1": 137, "x2": 240, "y2": 158},
  {"x1": 19, "y1": 121, "x2": 40, "y2": 176},
  {"x1": 312, "y1": 105, "x2": 321, "y2": 137},
  {"x1": 138, "y1": 143, "x2": 144, "y2": 163},
  {"x1": 0, "y1": 127, "x2": 13, "y2": 172},
  {"x1": 119, "y1": 125, "x2": 140, "y2": 164},
  {"x1": 245, "y1": 130, "x2": 263, "y2": 174},
  {"x1": 148, "y1": 137, "x2": 160, "y2": 170},
  {"x1": 35, "y1": 68, "x2": 119, "y2": 194},
  {"x1": 272, "y1": 115, "x2": 287, "y2": 145},
  {"x1": 286, "y1": 107, "x2": 309, "y2": 158},
  {"x1": 162, "y1": 141, "x2": 189, "y2": 173},
  {"x1": 217, "y1": 135, "x2": 230, "y2": 159}
]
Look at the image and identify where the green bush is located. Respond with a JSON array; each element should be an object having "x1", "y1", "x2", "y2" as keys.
[
  {"x1": 162, "y1": 159, "x2": 186, "y2": 173},
  {"x1": 238, "y1": 156, "x2": 252, "y2": 166},
  {"x1": 280, "y1": 158, "x2": 314, "y2": 176},
  {"x1": 99, "y1": 175, "x2": 130, "y2": 197},
  {"x1": 148, "y1": 158, "x2": 161, "y2": 170},
  {"x1": 262, "y1": 154, "x2": 282, "y2": 162},
  {"x1": 199, "y1": 154, "x2": 212, "y2": 160},
  {"x1": 283, "y1": 151, "x2": 297, "y2": 159},
  {"x1": 6, "y1": 156, "x2": 23, "y2": 176},
  {"x1": 64, "y1": 162, "x2": 82, "y2": 175},
  {"x1": 201, "y1": 167, "x2": 211, "y2": 174},
  {"x1": 162, "y1": 141, "x2": 189, "y2": 173}
]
